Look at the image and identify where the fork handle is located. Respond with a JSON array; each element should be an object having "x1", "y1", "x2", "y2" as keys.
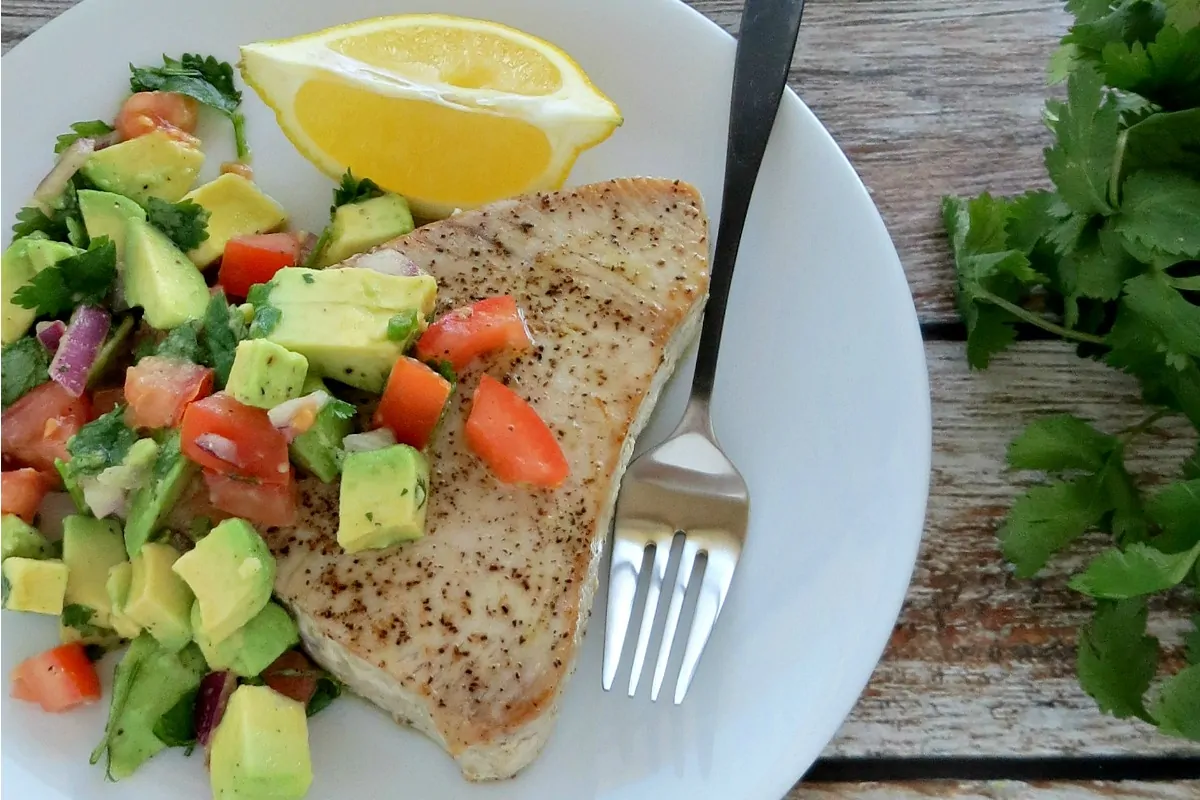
[{"x1": 690, "y1": 0, "x2": 806, "y2": 401}]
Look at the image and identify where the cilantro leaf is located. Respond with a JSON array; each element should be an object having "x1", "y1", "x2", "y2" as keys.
[
  {"x1": 130, "y1": 54, "x2": 248, "y2": 159},
  {"x1": 153, "y1": 687, "x2": 199, "y2": 749},
  {"x1": 248, "y1": 306, "x2": 282, "y2": 339},
  {"x1": 332, "y1": 169, "x2": 384, "y2": 212},
  {"x1": 1146, "y1": 479, "x2": 1200, "y2": 552},
  {"x1": 1057, "y1": 221, "x2": 1142, "y2": 320},
  {"x1": 66, "y1": 406, "x2": 137, "y2": 477},
  {"x1": 1120, "y1": 108, "x2": 1200, "y2": 181},
  {"x1": 153, "y1": 320, "x2": 206, "y2": 364},
  {"x1": 1187, "y1": 615, "x2": 1200, "y2": 665},
  {"x1": 1101, "y1": 25, "x2": 1200, "y2": 111},
  {"x1": 1064, "y1": 0, "x2": 1166, "y2": 59},
  {"x1": 1149, "y1": 664, "x2": 1200, "y2": 739},
  {"x1": 12, "y1": 181, "x2": 88, "y2": 247},
  {"x1": 1105, "y1": 303, "x2": 1200, "y2": 427},
  {"x1": 61, "y1": 604, "x2": 108, "y2": 639},
  {"x1": 942, "y1": 194, "x2": 1047, "y2": 368},
  {"x1": 307, "y1": 675, "x2": 343, "y2": 717},
  {"x1": 386, "y1": 309, "x2": 420, "y2": 343},
  {"x1": 11, "y1": 236, "x2": 117, "y2": 318},
  {"x1": 1119, "y1": 272, "x2": 1200, "y2": 363},
  {"x1": 1, "y1": 337, "x2": 50, "y2": 410},
  {"x1": 1000, "y1": 475, "x2": 1111, "y2": 577},
  {"x1": 201, "y1": 291, "x2": 247, "y2": 388},
  {"x1": 1070, "y1": 540, "x2": 1200, "y2": 598},
  {"x1": 1077, "y1": 599, "x2": 1158, "y2": 722},
  {"x1": 1045, "y1": 66, "x2": 1122, "y2": 216},
  {"x1": 1164, "y1": 0, "x2": 1200, "y2": 28},
  {"x1": 325, "y1": 398, "x2": 356, "y2": 420},
  {"x1": 1007, "y1": 414, "x2": 1120, "y2": 472},
  {"x1": 144, "y1": 198, "x2": 210, "y2": 252},
  {"x1": 54, "y1": 120, "x2": 114, "y2": 155},
  {"x1": 1116, "y1": 171, "x2": 1200, "y2": 258},
  {"x1": 1184, "y1": 444, "x2": 1200, "y2": 480}
]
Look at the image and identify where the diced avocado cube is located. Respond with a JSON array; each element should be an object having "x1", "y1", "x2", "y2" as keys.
[
  {"x1": 172, "y1": 518, "x2": 275, "y2": 645},
  {"x1": 3, "y1": 557, "x2": 68, "y2": 614},
  {"x1": 318, "y1": 193, "x2": 414, "y2": 267},
  {"x1": 226, "y1": 339, "x2": 308, "y2": 410},
  {"x1": 62, "y1": 515, "x2": 128, "y2": 628},
  {"x1": 95, "y1": 634, "x2": 207, "y2": 780},
  {"x1": 80, "y1": 130, "x2": 204, "y2": 204},
  {"x1": 262, "y1": 267, "x2": 436, "y2": 392},
  {"x1": 124, "y1": 543, "x2": 194, "y2": 652},
  {"x1": 290, "y1": 405, "x2": 352, "y2": 484},
  {"x1": 124, "y1": 216, "x2": 210, "y2": 330},
  {"x1": 59, "y1": 613, "x2": 122, "y2": 650},
  {"x1": 193, "y1": 600, "x2": 299, "y2": 678},
  {"x1": 210, "y1": 684, "x2": 313, "y2": 800},
  {"x1": 182, "y1": 173, "x2": 288, "y2": 268},
  {"x1": 2, "y1": 238, "x2": 82, "y2": 344},
  {"x1": 337, "y1": 445, "x2": 430, "y2": 553},
  {"x1": 2, "y1": 515, "x2": 53, "y2": 561},
  {"x1": 106, "y1": 561, "x2": 143, "y2": 640},
  {"x1": 78, "y1": 189, "x2": 148, "y2": 262},
  {"x1": 125, "y1": 430, "x2": 196, "y2": 557}
]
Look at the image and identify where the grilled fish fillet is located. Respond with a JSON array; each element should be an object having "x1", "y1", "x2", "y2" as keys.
[{"x1": 265, "y1": 178, "x2": 710, "y2": 781}]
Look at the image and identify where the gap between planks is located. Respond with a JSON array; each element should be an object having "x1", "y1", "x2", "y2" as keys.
[{"x1": 788, "y1": 781, "x2": 1200, "y2": 800}]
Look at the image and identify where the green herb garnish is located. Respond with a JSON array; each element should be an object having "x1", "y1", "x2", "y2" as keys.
[
  {"x1": 130, "y1": 54, "x2": 249, "y2": 159},
  {"x1": 144, "y1": 198, "x2": 210, "y2": 252},
  {"x1": 12, "y1": 236, "x2": 117, "y2": 318}
]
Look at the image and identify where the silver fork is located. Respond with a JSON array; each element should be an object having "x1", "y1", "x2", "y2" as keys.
[{"x1": 602, "y1": 0, "x2": 806, "y2": 704}]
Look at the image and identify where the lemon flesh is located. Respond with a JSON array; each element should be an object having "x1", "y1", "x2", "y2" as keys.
[{"x1": 240, "y1": 14, "x2": 622, "y2": 218}]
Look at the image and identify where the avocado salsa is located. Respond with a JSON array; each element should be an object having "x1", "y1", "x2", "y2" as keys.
[{"x1": 1, "y1": 53, "x2": 567, "y2": 800}]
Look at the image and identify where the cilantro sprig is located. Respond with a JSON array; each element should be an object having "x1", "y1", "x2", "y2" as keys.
[
  {"x1": 304, "y1": 169, "x2": 387, "y2": 267},
  {"x1": 944, "y1": 0, "x2": 1200, "y2": 741},
  {"x1": 54, "y1": 120, "x2": 115, "y2": 154},
  {"x1": 12, "y1": 236, "x2": 117, "y2": 318},
  {"x1": 130, "y1": 54, "x2": 249, "y2": 160},
  {"x1": 144, "y1": 198, "x2": 210, "y2": 252}
]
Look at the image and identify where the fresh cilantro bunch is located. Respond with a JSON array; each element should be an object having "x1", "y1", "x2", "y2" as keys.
[
  {"x1": 943, "y1": 0, "x2": 1200, "y2": 739},
  {"x1": 130, "y1": 53, "x2": 249, "y2": 159}
]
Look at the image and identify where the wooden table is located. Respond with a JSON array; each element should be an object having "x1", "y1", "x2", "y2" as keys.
[{"x1": 4, "y1": 1, "x2": 1199, "y2": 797}]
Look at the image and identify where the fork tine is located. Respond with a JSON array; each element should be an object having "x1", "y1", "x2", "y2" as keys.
[
  {"x1": 627, "y1": 534, "x2": 674, "y2": 696},
  {"x1": 650, "y1": 538, "x2": 701, "y2": 701},
  {"x1": 602, "y1": 537, "x2": 647, "y2": 691},
  {"x1": 674, "y1": 546, "x2": 738, "y2": 704}
]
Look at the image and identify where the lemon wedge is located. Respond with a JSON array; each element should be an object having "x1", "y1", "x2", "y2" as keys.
[{"x1": 240, "y1": 14, "x2": 622, "y2": 218}]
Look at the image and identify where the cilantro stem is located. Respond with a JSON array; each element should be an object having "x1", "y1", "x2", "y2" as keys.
[
  {"x1": 1119, "y1": 409, "x2": 1172, "y2": 443},
  {"x1": 977, "y1": 289, "x2": 1108, "y2": 346},
  {"x1": 232, "y1": 113, "x2": 250, "y2": 162}
]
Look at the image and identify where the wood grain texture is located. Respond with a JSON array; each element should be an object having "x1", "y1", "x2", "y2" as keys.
[
  {"x1": 789, "y1": 783, "x2": 1200, "y2": 800},
  {"x1": 688, "y1": 0, "x2": 1067, "y2": 324},
  {"x1": 832, "y1": 341, "x2": 1199, "y2": 758}
]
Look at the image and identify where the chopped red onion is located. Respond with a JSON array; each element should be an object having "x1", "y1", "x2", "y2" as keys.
[
  {"x1": 268, "y1": 391, "x2": 332, "y2": 442},
  {"x1": 35, "y1": 320, "x2": 67, "y2": 353},
  {"x1": 33, "y1": 138, "x2": 95, "y2": 213},
  {"x1": 50, "y1": 306, "x2": 110, "y2": 397},
  {"x1": 80, "y1": 477, "x2": 127, "y2": 519},
  {"x1": 343, "y1": 429, "x2": 396, "y2": 453},
  {"x1": 195, "y1": 671, "x2": 238, "y2": 750},
  {"x1": 194, "y1": 433, "x2": 240, "y2": 466},
  {"x1": 348, "y1": 250, "x2": 422, "y2": 276}
]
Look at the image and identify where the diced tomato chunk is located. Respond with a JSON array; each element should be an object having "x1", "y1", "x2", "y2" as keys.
[
  {"x1": 180, "y1": 393, "x2": 290, "y2": 484},
  {"x1": 414, "y1": 295, "x2": 532, "y2": 372},
  {"x1": 10, "y1": 643, "x2": 101, "y2": 713},
  {"x1": 218, "y1": 233, "x2": 302, "y2": 299},
  {"x1": 125, "y1": 356, "x2": 214, "y2": 430},
  {"x1": 373, "y1": 357, "x2": 452, "y2": 450},
  {"x1": 1, "y1": 469, "x2": 49, "y2": 523},
  {"x1": 1, "y1": 382, "x2": 93, "y2": 475},
  {"x1": 464, "y1": 375, "x2": 569, "y2": 488},
  {"x1": 262, "y1": 650, "x2": 319, "y2": 706},
  {"x1": 203, "y1": 469, "x2": 297, "y2": 527},
  {"x1": 115, "y1": 91, "x2": 200, "y2": 143}
]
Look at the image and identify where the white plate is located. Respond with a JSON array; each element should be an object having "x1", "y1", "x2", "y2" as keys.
[{"x1": 0, "y1": 0, "x2": 931, "y2": 797}]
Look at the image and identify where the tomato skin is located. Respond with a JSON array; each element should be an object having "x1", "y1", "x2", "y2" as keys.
[
  {"x1": 414, "y1": 296, "x2": 533, "y2": 372},
  {"x1": 1, "y1": 469, "x2": 49, "y2": 523},
  {"x1": 180, "y1": 393, "x2": 290, "y2": 484},
  {"x1": 124, "y1": 356, "x2": 214, "y2": 430},
  {"x1": 115, "y1": 91, "x2": 200, "y2": 143},
  {"x1": 10, "y1": 643, "x2": 101, "y2": 713},
  {"x1": 203, "y1": 469, "x2": 298, "y2": 527},
  {"x1": 218, "y1": 233, "x2": 302, "y2": 299},
  {"x1": 1, "y1": 383, "x2": 93, "y2": 476},
  {"x1": 464, "y1": 375, "x2": 569, "y2": 488},
  {"x1": 373, "y1": 357, "x2": 452, "y2": 450},
  {"x1": 262, "y1": 650, "x2": 318, "y2": 706}
]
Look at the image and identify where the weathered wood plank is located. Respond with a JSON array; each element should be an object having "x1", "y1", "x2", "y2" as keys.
[
  {"x1": 790, "y1": 782, "x2": 1200, "y2": 799},
  {"x1": 831, "y1": 341, "x2": 1199, "y2": 757}
]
